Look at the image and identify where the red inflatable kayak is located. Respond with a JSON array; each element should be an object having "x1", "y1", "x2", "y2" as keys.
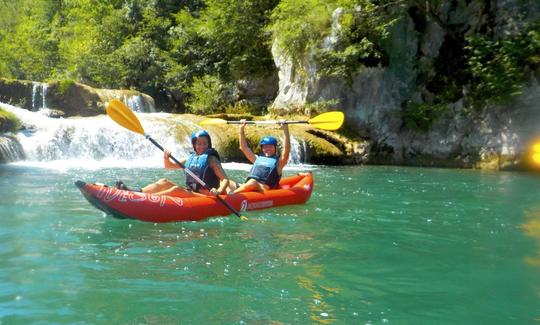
[{"x1": 75, "y1": 172, "x2": 313, "y2": 222}]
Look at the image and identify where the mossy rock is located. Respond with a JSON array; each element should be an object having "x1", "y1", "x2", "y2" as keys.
[
  {"x1": 204, "y1": 113, "x2": 254, "y2": 121},
  {"x1": 0, "y1": 78, "x2": 34, "y2": 110},
  {"x1": 0, "y1": 108, "x2": 21, "y2": 133}
]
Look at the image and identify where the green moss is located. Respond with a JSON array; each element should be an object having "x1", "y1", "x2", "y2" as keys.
[
  {"x1": 0, "y1": 108, "x2": 21, "y2": 133},
  {"x1": 401, "y1": 101, "x2": 447, "y2": 132},
  {"x1": 57, "y1": 79, "x2": 76, "y2": 95}
]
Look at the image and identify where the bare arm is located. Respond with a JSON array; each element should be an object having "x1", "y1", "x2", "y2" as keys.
[
  {"x1": 163, "y1": 149, "x2": 186, "y2": 170},
  {"x1": 278, "y1": 122, "x2": 290, "y2": 174},
  {"x1": 209, "y1": 156, "x2": 229, "y2": 193},
  {"x1": 239, "y1": 120, "x2": 257, "y2": 163}
]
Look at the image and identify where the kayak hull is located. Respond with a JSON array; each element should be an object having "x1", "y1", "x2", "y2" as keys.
[{"x1": 75, "y1": 173, "x2": 313, "y2": 222}]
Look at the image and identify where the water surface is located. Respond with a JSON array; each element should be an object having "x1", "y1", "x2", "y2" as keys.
[{"x1": 1, "y1": 164, "x2": 539, "y2": 324}]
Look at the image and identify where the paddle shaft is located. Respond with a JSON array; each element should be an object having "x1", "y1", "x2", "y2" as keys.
[
  {"x1": 225, "y1": 120, "x2": 308, "y2": 125},
  {"x1": 145, "y1": 135, "x2": 245, "y2": 219}
]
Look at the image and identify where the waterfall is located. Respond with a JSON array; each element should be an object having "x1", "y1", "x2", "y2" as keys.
[
  {"x1": 0, "y1": 135, "x2": 24, "y2": 163},
  {"x1": 42, "y1": 83, "x2": 48, "y2": 109},
  {"x1": 1, "y1": 102, "x2": 312, "y2": 170},
  {"x1": 31, "y1": 83, "x2": 39, "y2": 111},
  {"x1": 288, "y1": 136, "x2": 307, "y2": 164},
  {"x1": 0, "y1": 103, "x2": 197, "y2": 169},
  {"x1": 125, "y1": 95, "x2": 155, "y2": 113},
  {"x1": 31, "y1": 82, "x2": 48, "y2": 111}
]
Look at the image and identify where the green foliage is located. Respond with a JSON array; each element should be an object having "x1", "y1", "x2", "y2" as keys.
[
  {"x1": 316, "y1": 40, "x2": 378, "y2": 79},
  {"x1": 466, "y1": 21, "x2": 540, "y2": 109},
  {"x1": 304, "y1": 99, "x2": 340, "y2": 115},
  {"x1": 0, "y1": 0, "x2": 536, "y2": 118},
  {"x1": 401, "y1": 101, "x2": 446, "y2": 132},
  {"x1": 269, "y1": 0, "x2": 335, "y2": 67},
  {"x1": 57, "y1": 79, "x2": 76, "y2": 95},
  {"x1": 185, "y1": 75, "x2": 233, "y2": 115},
  {"x1": 269, "y1": 0, "x2": 397, "y2": 79},
  {"x1": 0, "y1": 0, "x2": 60, "y2": 80},
  {"x1": 315, "y1": 2, "x2": 397, "y2": 80},
  {"x1": 224, "y1": 101, "x2": 263, "y2": 115},
  {"x1": 197, "y1": 0, "x2": 279, "y2": 79},
  {"x1": 0, "y1": 0, "x2": 276, "y2": 111}
]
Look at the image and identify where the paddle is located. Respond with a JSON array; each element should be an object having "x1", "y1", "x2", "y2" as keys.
[
  {"x1": 200, "y1": 111, "x2": 345, "y2": 131},
  {"x1": 106, "y1": 99, "x2": 247, "y2": 220}
]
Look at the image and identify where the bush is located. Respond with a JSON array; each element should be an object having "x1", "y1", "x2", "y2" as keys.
[
  {"x1": 269, "y1": 0, "x2": 396, "y2": 80},
  {"x1": 304, "y1": 99, "x2": 340, "y2": 115},
  {"x1": 224, "y1": 100, "x2": 264, "y2": 115},
  {"x1": 185, "y1": 75, "x2": 233, "y2": 115},
  {"x1": 269, "y1": 0, "x2": 335, "y2": 67},
  {"x1": 57, "y1": 79, "x2": 76, "y2": 95},
  {"x1": 466, "y1": 21, "x2": 540, "y2": 109},
  {"x1": 401, "y1": 101, "x2": 446, "y2": 132}
]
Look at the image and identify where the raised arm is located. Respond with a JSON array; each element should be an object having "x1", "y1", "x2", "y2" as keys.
[
  {"x1": 239, "y1": 120, "x2": 257, "y2": 163},
  {"x1": 279, "y1": 122, "x2": 291, "y2": 170},
  {"x1": 163, "y1": 149, "x2": 186, "y2": 170}
]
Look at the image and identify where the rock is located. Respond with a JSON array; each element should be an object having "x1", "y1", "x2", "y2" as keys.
[
  {"x1": 0, "y1": 78, "x2": 155, "y2": 117},
  {"x1": 235, "y1": 75, "x2": 278, "y2": 111},
  {"x1": 46, "y1": 81, "x2": 155, "y2": 116},
  {"x1": 0, "y1": 79, "x2": 35, "y2": 110},
  {"x1": 268, "y1": 1, "x2": 540, "y2": 170},
  {"x1": 0, "y1": 109, "x2": 20, "y2": 133}
]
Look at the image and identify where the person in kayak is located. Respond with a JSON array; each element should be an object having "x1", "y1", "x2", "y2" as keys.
[
  {"x1": 228, "y1": 119, "x2": 290, "y2": 193},
  {"x1": 116, "y1": 130, "x2": 230, "y2": 197}
]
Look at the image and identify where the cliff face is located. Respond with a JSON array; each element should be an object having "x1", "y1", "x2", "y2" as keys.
[{"x1": 270, "y1": 0, "x2": 540, "y2": 169}]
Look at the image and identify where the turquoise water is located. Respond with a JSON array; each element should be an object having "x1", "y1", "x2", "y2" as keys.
[{"x1": 1, "y1": 164, "x2": 540, "y2": 324}]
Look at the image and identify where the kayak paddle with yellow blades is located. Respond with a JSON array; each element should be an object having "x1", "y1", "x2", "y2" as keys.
[
  {"x1": 106, "y1": 99, "x2": 248, "y2": 220},
  {"x1": 200, "y1": 111, "x2": 345, "y2": 131}
]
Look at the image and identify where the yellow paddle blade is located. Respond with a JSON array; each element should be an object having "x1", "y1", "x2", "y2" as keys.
[
  {"x1": 106, "y1": 99, "x2": 145, "y2": 135},
  {"x1": 199, "y1": 118, "x2": 228, "y2": 126},
  {"x1": 308, "y1": 111, "x2": 345, "y2": 130}
]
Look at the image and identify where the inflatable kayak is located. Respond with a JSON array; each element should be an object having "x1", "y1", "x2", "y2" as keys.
[{"x1": 75, "y1": 172, "x2": 313, "y2": 222}]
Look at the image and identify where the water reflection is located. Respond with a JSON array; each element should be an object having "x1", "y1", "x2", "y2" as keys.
[
  {"x1": 521, "y1": 207, "x2": 540, "y2": 267},
  {"x1": 297, "y1": 267, "x2": 339, "y2": 324}
]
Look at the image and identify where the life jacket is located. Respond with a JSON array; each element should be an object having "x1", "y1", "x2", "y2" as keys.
[
  {"x1": 246, "y1": 155, "x2": 281, "y2": 189},
  {"x1": 184, "y1": 148, "x2": 220, "y2": 192}
]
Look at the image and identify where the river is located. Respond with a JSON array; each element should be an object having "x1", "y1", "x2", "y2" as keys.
[{"x1": 1, "y1": 162, "x2": 539, "y2": 324}]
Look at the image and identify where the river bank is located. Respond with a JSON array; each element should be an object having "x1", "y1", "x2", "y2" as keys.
[{"x1": 0, "y1": 77, "x2": 538, "y2": 171}]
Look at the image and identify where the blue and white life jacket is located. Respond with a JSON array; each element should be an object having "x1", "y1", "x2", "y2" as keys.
[
  {"x1": 246, "y1": 155, "x2": 281, "y2": 188},
  {"x1": 185, "y1": 149, "x2": 220, "y2": 192}
]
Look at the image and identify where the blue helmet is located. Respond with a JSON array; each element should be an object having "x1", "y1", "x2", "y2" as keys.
[
  {"x1": 259, "y1": 136, "x2": 278, "y2": 146},
  {"x1": 191, "y1": 130, "x2": 212, "y2": 148}
]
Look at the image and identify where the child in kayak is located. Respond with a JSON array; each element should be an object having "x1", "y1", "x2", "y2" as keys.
[
  {"x1": 116, "y1": 130, "x2": 230, "y2": 197},
  {"x1": 228, "y1": 119, "x2": 290, "y2": 193}
]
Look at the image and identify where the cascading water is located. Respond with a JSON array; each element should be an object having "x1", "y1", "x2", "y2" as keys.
[
  {"x1": 288, "y1": 136, "x2": 306, "y2": 164},
  {"x1": 42, "y1": 83, "x2": 47, "y2": 109},
  {"x1": 0, "y1": 135, "x2": 24, "y2": 163},
  {"x1": 31, "y1": 82, "x2": 48, "y2": 111},
  {"x1": 1, "y1": 101, "x2": 311, "y2": 171},
  {"x1": 0, "y1": 103, "x2": 196, "y2": 169},
  {"x1": 125, "y1": 95, "x2": 155, "y2": 113}
]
